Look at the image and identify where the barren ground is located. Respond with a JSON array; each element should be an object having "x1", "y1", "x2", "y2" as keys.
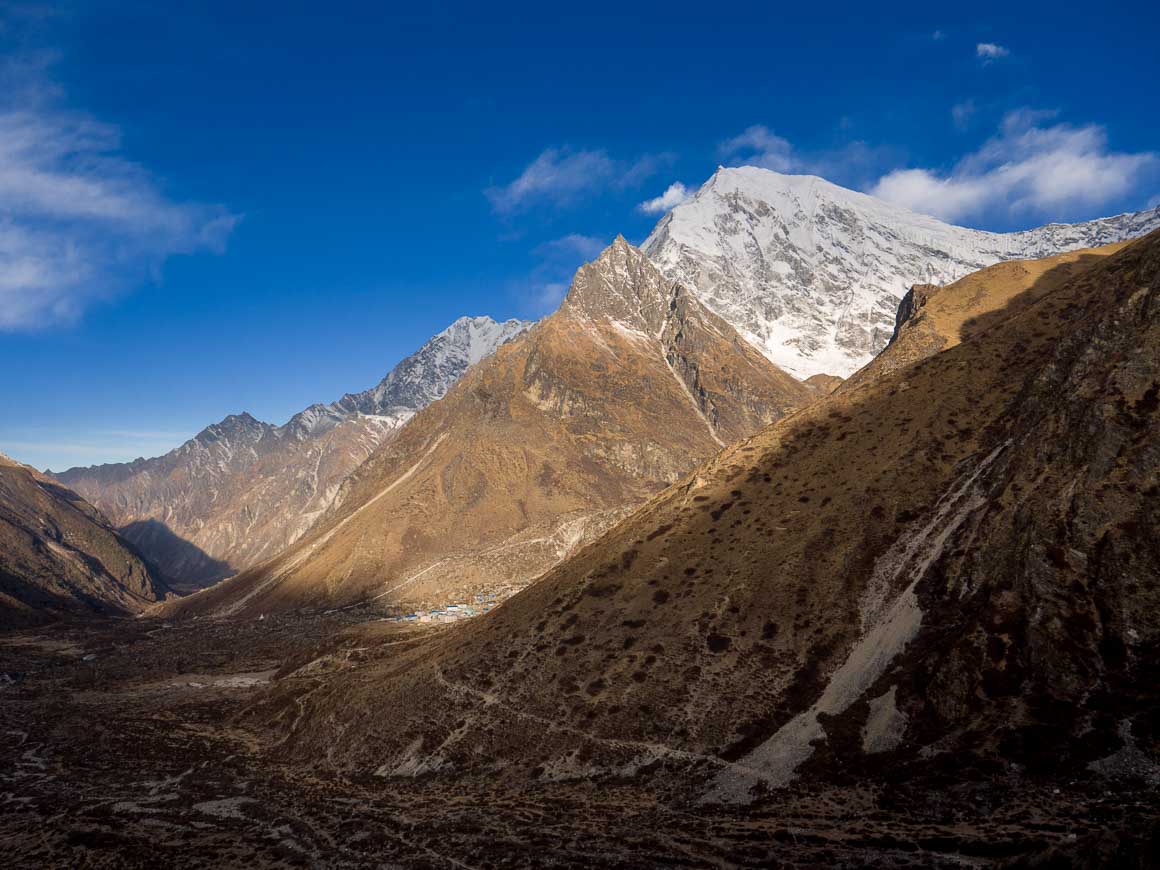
[{"x1": 2, "y1": 614, "x2": 1157, "y2": 868}]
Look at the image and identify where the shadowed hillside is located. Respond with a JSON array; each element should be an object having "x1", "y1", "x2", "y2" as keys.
[
  {"x1": 117, "y1": 519, "x2": 234, "y2": 593},
  {"x1": 251, "y1": 231, "x2": 1159, "y2": 818},
  {"x1": 0, "y1": 454, "x2": 168, "y2": 625}
]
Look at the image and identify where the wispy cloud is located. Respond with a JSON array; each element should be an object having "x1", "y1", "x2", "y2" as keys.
[
  {"x1": 931, "y1": 29, "x2": 945, "y2": 41},
  {"x1": 718, "y1": 125, "x2": 796, "y2": 172},
  {"x1": 871, "y1": 109, "x2": 1157, "y2": 223},
  {"x1": 637, "y1": 182, "x2": 692, "y2": 215},
  {"x1": 719, "y1": 125, "x2": 903, "y2": 189},
  {"x1": 976, "y1": 42, "x2": 1010, "y2": 62},
  {"x1": 533, "y1": 233, "x2": 605, "y2": 261},
  {"x1": 508, "y1": 232, "x2": 613, "y2": 315},
  {"x1": 0, "y1": 56, "x2": 238, "y2": 330},
  {"x1": 523, "y1": 281, "x2": 568, "y2": 313},
  {"x1": 951, "y1": 99, "x2": 977, "y2": 131},
  {"x1": 486, "y1": 147, "x2": 665, "y2": 214},
  {"x1": 486, "y1": 148, "x2": 613, "y2": 213}
]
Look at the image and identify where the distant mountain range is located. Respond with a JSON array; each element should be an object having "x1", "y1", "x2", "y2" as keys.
[
  {"x1": 643, "y1": 166, "x2": 1160, "y2": 377},
  {"x1": 54, "y1": 316, "x2": 530, "y2": 587},
  {"x1": 173, "y1": 236, "x2": 812, "y2": 617}
]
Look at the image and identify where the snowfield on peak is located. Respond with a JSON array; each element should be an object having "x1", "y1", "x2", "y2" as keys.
[{"x1": 642, "y1": 165, "x2": 1160, "y2": 377}]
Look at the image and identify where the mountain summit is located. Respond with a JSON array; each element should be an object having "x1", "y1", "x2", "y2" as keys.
[
  {"x1": 642, "y1": 165, "x2": 1160, "y2": 377},
  {"x1": 561, "y1": 234, "x2": 676, "y2": 331},
  {"x1": 287, "y1": 316, "x2": 532, "y2": 437}
]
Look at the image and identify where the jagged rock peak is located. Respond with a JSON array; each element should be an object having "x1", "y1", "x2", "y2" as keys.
[
  {"x1": 321, "y1": 313, "x2": 534, "y2": 429},
  {"x1": 194, "y1": 412, "x2": 272, "y2": 445},
  {"x1": 562, "y1": 236, "x2": 678, "y2": 334}
]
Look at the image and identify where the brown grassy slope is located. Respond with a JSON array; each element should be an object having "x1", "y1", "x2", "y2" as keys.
[
  {"x1": 174, "y1": 238, "x2": 811, "y2": 617},
  {"x1": 255, "y1": 231, "x2": 1159, "y2": 800},
  {"x1": 803, "y1": 373, "x2": 843, "y2": 394},
  {"x1": 0, "y1": 453, "x2": 167, "y2": 625},
  {"x1": 840, "y1": 241, "x2": 1130, "y2": 391}
]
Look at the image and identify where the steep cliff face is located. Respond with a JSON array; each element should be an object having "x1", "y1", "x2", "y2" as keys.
[
  {"x1": 0, "y1": 453, "x2": 167, "y2": 625},
  {"x1": 174, "y1": 237, "x2": 812, "y2": 618},
  {"x1": 258, "y1": 231, "x2": 1160, "y2": 809},
  {"x1": 642, "y1": 166, "x2": 1160, "y2": 378},
  {"x1": 54, "y1": 317, "x2": 531, "y2": 588}
]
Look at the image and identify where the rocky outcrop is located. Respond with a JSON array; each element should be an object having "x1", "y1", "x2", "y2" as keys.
[
  {"x1": 889, "y1": 283, "x2": 936, "y2": 344},
  {"x1": 840, "y1": 242, "x2": 1129, "y2": 393}
]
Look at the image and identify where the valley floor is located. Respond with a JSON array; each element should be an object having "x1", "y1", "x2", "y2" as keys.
[{"x1": 2, "y1": 615, "x2": 1157, "y2": 868}]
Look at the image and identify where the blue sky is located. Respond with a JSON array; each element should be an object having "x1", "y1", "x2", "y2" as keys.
[{"x1": 1, "y1": 0, "x2": 1157, "y2": 470}]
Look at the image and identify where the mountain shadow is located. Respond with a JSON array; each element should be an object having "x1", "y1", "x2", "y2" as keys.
[
  {"x1": 249, "y1": 232, "x2": 1160, "y2": 824},
  {"x1": 118, "y1": 519, "x2": 235, "y2": 593}
]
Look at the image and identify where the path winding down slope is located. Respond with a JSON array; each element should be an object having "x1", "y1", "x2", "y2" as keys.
[{"x1": 252, "y1": 232, "x2": 1159, "y2": 807}]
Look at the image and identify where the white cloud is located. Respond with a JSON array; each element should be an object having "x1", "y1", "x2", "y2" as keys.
[
  {"x1": 718, "y1": 125, "x2": 796, "y2": 172},
  {"x1": 931, "y1": 29, "x2": 945, "y2": 41},
  {"x1": 0, "y1": 95, "x2": 238, "y2": 330},
  {"x1": 486, "y1": 148, "x2": 664, "y2": 214},
  {"x1": 719, "y1": 125, "x2": 903, "y2": 189},
  {"x1": 486, "y1": 148, "x2": 614, "y2": 213},
  {"x1": 976, "y1": 42, "x2": 1009, "y2": 61},
  {"x1": 871, "y1": 109, "x2": 1157, "y2": 223},
  {"x1": 637, "y1": 182, "x2": 692, "y2": 214},
  {"x1": 528, "y1": 281, "x2": 568, "y2": 314},
  {"x1": 510, "y1": 232, "x2": 615, "y2": 316},
  {"x1": 1148, "y1": 193, "x2": 1160, "y2": 209},
  {"x1": 533, "y1": 232, "x2": 605, "y2": 261}
]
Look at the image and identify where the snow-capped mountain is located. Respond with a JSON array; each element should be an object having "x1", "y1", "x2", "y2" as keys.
[
  {"x1": 288, "y1": 316, "x2": 532, "y2": 437},
  {"x1": 642, "y1": 166, "x2": 1160, "y2": 377},
  {"x1": 54, "y1": 315, "x2": 532, "y2": 586}
]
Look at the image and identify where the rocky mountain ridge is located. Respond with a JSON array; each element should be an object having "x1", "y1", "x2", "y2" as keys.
[{"x1": 54, "y1": 316, "x2": 531, "y2": 587}]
